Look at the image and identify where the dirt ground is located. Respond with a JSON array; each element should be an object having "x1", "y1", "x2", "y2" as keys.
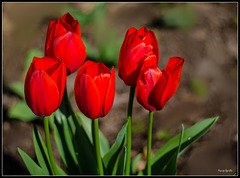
[{"x1": 2, "y1": 2, "x2": 238, "y2": 175}]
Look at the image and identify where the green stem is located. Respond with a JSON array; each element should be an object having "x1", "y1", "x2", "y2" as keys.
[
  {"x1": 92, "y1": 119, "x2": 104, "y2": 175},
  {"x1": 147, "y1": 111, "x2": 153, "y2": 175},
  {"x1": 44, "y1": 116, "x2": 58, "y2": 175},
  {"x1": 125, "y1": 86, "x2": 135, "y2": 175}
]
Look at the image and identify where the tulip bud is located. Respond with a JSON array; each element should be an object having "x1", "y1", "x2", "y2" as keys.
[
  {"x1": 118, "y1": 27, "x2": 159, "y2": 86},
  {"x1": 136, "y1": 57, "x2": 184, "y2": 111},
  {"x1": 74, "y1": 61, "x2": 115, "y2": 119},
  {"x1": 25, "y1": 57, "x2": 67, "y2": 116},
  {"x1": 45, "y1": 12, "x2": 86, "y2": 75}
]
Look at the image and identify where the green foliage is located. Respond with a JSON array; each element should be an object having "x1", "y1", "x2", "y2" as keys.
[
  {"x1": 160, "y1": 125, "x2": 184, "y2": 175},
  {"x1": 18, "y1": 126, "x2": 66, "y2": 176},
  {"x1": 7, "y1": 82, "x2": 25, "y2": 99},
  {"x1": 33, "y1": 125, "x2": 54, "y2": 175},
  {"x1": 18, "y1": 148, "x2": 45, "y2": 175},
  {"x1": 131, "y1": 153, "x2": 142, "y2": 174},
  {"x1": 103, "y1": 123, "x2": 127, "y2": 175},
  {"x1": 8, "y1": 100, "x2": 38, "y2": 122},
  {"x1": 189, "y1": 77, "x2": 208, "y2": 97},
  {"x1": 162, "y1": 5, "x2": 197, "y2": 29},
  {"x1": 156, "y1": 130, "x2": 172, "y2": 141},
  {"x1": 75, "y1": 112, "x2": 110, "y2": 157},
  {"x1": 53, "y1": 109, "x2": 80, "y2": 174},
  {"x1": 53, "y1": 93, "x2": 99, "y2": 175},
  {"x1": 139, "y1": 116, "x2": 218, "y2": 175}
]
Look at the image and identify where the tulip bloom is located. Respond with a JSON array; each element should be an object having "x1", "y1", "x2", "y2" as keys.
[
  {"x1": 25, "y1": 57, "x2": 67, "y2": 116},
  {"x1": 74, "y1": 61, "x2": 115, "y2": 119},
  {"x1": 136, "y1": 57, "x2": 184, "y2": 111},
  {"x1": 118, "y1": 27, "x2": 159, "y2": 86},
  {"x1": 45, "y1": 12, "x2": 86, "y2": 75}
]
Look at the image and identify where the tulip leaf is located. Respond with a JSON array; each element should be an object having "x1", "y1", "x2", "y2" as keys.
[
  {"x1": 116, "y1": 146, "x2": 127, "y2": 175},
  {"x1": 72, "y1": 116, "x2": 98, "y2": 175},
  {"x1": 139, "y1": 116, "x2": 218, "y2": 175},
  {"x1": 160, "y1": 124, "x2": 184, "y2": 175},
  {"x1": 33, "y1": 125, "x2": 54, "y2": 175},
  {"x1": 56, "y1": 89, "x2": 98, "y2": 175},
  {"x1": 8, "y1": 100, "x2": 38, "y2": 122},
  {"x1": 53, "y1": 109, "x2": 80, "y2": 174},
  {"x1": 75, "y1": 112, "x2": 110, "y2": 157},
  {"x1": 17, "y1": 147, "x2": 45, "y2": 175},
  {"x1": 131, "y1": 153, "x2": 142, "y2": 175},
  {"x1": 7, "y1": 81, "x2": 25, "y2": 99},
  {"x1": 103, "y1": 122, "x2": 127, "y2": 175},
  {"x1": 32, "y1": 125, "x2": 67, "y2": 175}
]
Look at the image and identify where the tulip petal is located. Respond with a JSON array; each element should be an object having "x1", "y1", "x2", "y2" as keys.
[
  {"x1": 149, "y1": 30, "x2": 159, "y2": 61},
  {"x1": 53, "y1": 31, "x2": 86, "y2": 74},
  {"x1": 78, "y1": 60, "x2": 111, "y2": 80},
  {"x1": 45, "y1": 20, "x2": 57, "y2": 56},
  {"x1": 148, "y1": 57, "x2": 184, "y2": 110},
  {"x1": 61, "y1": 13, "x2": 81, "y2": 37},
  {"x1": 148, "y1": 71, "x2": 168, "y2": 110},
  {"x1": 25, "y1": 70, "x2": 59, "y2": 116},
  {"x1": 94, "y1": 73, "x2": 110, "y2": 115},
  {"x1": 161, "y1": 57, "x2": 184, "y2": 107},
  {"x1": 118, "y1": 28, "x2": 137, "y2": 73},
  {"x1": 103, "y1": 67, "x2": 115, "y2": 116},
  {"x1": 45, "y1": 58, "x2": 67, "y2": 106},
  {"x1": 45, "y1": 21, "x2": 67, "y2": 56},
  {"x1": 74, "y1": 74, "x2": 101, "y2": 119},
  {"x1": 136, "y1": 67, "x2": 161, "y2": 111}
]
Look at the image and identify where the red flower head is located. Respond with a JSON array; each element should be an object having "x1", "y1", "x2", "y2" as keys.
[
  {"x1": 74, "y1": 61, "x2": 115, "y2": 119},
  {"x1": 118, "y1": 27, "x2": 159, "y2": 86},
  {"x1": 136, "y1": 57, "x2": 184, "y2": 111},
  {"x1": 25, "y1": 57, "x2": 67, "y2": 116},
  {"x1": 45, "y1": 12, "x2": 86, "y2": 75}
]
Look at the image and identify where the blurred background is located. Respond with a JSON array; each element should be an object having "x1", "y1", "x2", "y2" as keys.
[{"x1": 2, "y1": 2, "x2": 238, "y2": 175}]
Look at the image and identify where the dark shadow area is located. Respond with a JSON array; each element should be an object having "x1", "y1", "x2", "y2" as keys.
[{"x1": 3, "y1": 153, "x2": 29, "y2": 175}]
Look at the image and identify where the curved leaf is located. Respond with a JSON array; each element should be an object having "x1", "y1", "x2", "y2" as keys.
[
  {"x1": 33, "y1": 125, "x2": 53, "y2": 175},
  {"x1": 139, "y1": 116, "x2": 218, "y2": 175},
  {"x1": 160, "y1": 124, "x2": 184, "y2": 175},
  {"x1": 8, "y1": 100, "x2": 37, "y2": 122},
  {"x1": 103, "y1": 123, "x2": 127, "y2": 175},
  {"x1": 18, "y1": 147, "x2": 45, "y2": 175},
  {"x1": 75, "y1": 112, "x2": 110, "y2": 157},
  {"x1": 131, "y1": 153, "x2": 142, "y2": 175},
  {"x1": 53, "y1": 109, "x2": 80, "y2": 174}
]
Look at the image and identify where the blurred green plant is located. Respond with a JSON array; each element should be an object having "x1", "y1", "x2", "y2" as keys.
[
  {"x1": 189, "y1": 77, "x2": 208, "y2": 98},
  {"x1": 156, "y1": 130, "x2": 172, "y2": 141},
  {"x1": 7, "y1": 48, "x2": 43, "y2": 122},
  {"x1": 62, "y1": 3, "x2": 122, "y2": 67},
  {"x1": 162, "y1": 4, "x2": 197, "y2": 29}
]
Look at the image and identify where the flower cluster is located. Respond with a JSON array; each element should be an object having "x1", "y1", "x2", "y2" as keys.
[
  {"x1": 118, "y1": 27, "x2": 184, "y2": 111},
  {"x1": 25, "y1": 13, "x2": 115, "y2": 119},
  {"x1": 20, "y1": 12, "x2": 219, "y2": 177}
]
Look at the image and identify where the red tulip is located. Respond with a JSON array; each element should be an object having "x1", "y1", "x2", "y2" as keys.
[
  {"x1": 25, "y1": 57, "x2": 67, "y2": 116},
  {"x1": 45, "y1": 12, "x2": 86, "y2": 75},
  {"x1": 74, "y1": 61, "x2": 115, "y2": 119},
  {"x1": 136, "y1": 57, "x2": 184, "y2": 111},
  {"x1": 118, "y1": 27, "x2": 159, "y2": 86}
]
